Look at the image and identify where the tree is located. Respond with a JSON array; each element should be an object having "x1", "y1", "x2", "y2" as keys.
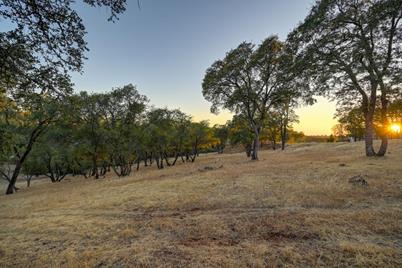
[
  {"x1": 335, "y1": 97, "x2": 402, "y2": 141},
  {"x1": 101, "y1": 84, "x2": 148, "y2": 176},
  {"x1": 227, "y1": 115, "x2": 254, "y2": 157},
  {"x1": 144, "y1": 108, "x2": 206, "y2": 168},
  {"x1": 169, "y1": 111, "x2": 193, "y2": 164},
  {"x1": 387, "y1": 98, "x2": 402, "y2": 138},
  {"x1": 336, "y1": 106, "x2": 365, "y2": 141},
  {"x1": 264, "y1": 110, "x2": 281, "y2": 150},
  {"x1": 145, "y1": 108, "x2": 178, "y2": 169},
  {"x1": 202, "y1": 36, "x2": 285, "y2": 160},
  {"x1": 266, "y1": 101, "x2": 300, "y2": 150},
  {"x1": 73, "y1": 91, "x2": 110, "y2": 179},
  {"x1": 213, "y1": 124, "x2": 229, "y2": 153},
  {"x1": 188, "y1": 120, "x2": 214, "y2": 159},
  {"x1": 287, "y1": 129, "x2": 306, "y2": 143},
  {"x1": 21, "y1": 149, "x2": 46, "y2": 187},
  {"x1": 0, "y1": 0, "x2": 127, "y2": 75},
  {"x1": 288, "y1": 0, "x2": 402, "y2": 156},
  {"x1": 275, "y1": 41, "x2": 313, "y2": 150},
  {"x1": 332, "y1": 123, "x2": 347, "y2": 142},
  {"x1": 0, "y1": 47, "x2": 72, "y2": 194},
  {"x1": 0, "y1": 89, "x2": 70, "y2": 194},
  {"x1": 0, "y1": 0, "x2": 128, "y2": 194},
  {"x1": 24, "y1": 124, "x2": 74, "y2": 183},
  {"x1": 388, "y1": 98, "x2": 402, "y2": 124}
]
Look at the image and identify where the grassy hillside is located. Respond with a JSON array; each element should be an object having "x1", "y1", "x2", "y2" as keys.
[{"x1": 1, "y1": 141, "x2": 401, "y2": 267}]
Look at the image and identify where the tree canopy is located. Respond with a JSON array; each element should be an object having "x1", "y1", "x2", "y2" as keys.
[
  {"x1": 288, "y1": 0, "x2": 402, "y2": 156},
  {"x1": 202, "y1": 36, "x2": 291, "y2": 160}
]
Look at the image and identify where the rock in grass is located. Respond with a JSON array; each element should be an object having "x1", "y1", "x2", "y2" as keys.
[
  {"x1": 198, "y1": 165, "x2": 224, "y2": 172},
  {"x1": 348, "y1": 175, "x2": 368, "y2": 186}
]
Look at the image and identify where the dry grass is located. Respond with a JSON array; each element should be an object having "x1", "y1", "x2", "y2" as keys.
[{"x1": 0, "y1": 140, "x2": 401, "y2": 267}]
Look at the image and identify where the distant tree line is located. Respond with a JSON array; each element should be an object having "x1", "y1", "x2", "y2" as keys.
[
  {"x1": 0, "y1": 78, "x2": 307, "y2": 193},
  {"x1": 1, "y1": 84, "x2": 230, "y2": 192}
]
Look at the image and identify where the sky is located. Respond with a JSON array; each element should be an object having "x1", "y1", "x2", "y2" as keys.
[{"x1": 71, "y1": 0, "x2": 337, "y2": 135}]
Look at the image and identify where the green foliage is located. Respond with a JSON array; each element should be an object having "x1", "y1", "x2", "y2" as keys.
[
  {"x1": 388, "y1": 99, "x2": 402, "y2": 124},
  {"x1": 0, "y1": 0, "x2": 127, "y2": 74},
  {"x1": 0, "y1": 0, "x2": 129, "y2": 193},
  {"x1": 8, "y1": 85, "x2": 224, "y2": 183},
  {"x1": 227, "y1": 115, "x2": 254, "y2": 156},
  {"x1": 213, "y1": 124, "x2": 229, "y2": 153},
  {"x1": 336, "y1": 106, "x2": 365, "y2": 141},
  {"x1": 24, "y1": 119, "x2": 79, "y2": 182},
  {"x1": 336, "y1": 97, "x2": 402, "y2": 140},
  {"x1": 288, "y1": 0, "x2": 402, "y2": 156},
  {"x1": 202, "y1": 36, "x2": 292, "y2": 159}
]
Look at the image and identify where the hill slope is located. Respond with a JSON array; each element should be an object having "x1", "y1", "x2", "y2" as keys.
[{"x1": 1, "y1": 141, "x2": 401, "y2": 267}]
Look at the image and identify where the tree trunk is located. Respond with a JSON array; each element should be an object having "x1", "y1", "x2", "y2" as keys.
[
  {"x1": 364, "y1": 107, "x2": 389, "y2": 157},
  {"x1": 172, "y1": 152, "x2": 179, "y2": 166},
  {"x1": 364, "y1": 112, "x2": 376, "y2": 157},
  {"x1": 164, "y1": 152, "x2": 172, "y2": 166},
  {"x1": 251, "y1": 127, "x2": 260, "y2": 160},
  {"x1": 377, "y1": 137, "x2": 388, "y2": 156},
  {"x1": 144, "y1": 152, "x2": 148, "y2": 166},
  {"x1": 6, "y1": 161, "x2": 22, "y2": 194},
  {"x1": 192, "y1": 138, "x2": 198, "y2": 160},
  {"x1": 155, "y1": 153, "x2": 164, "y2": 169},
  {"x1": 5, "y1": 123, "x2": 46, "y2": 194},
  {"x1": 160, "y1": 152, "x2": 164, "y2": 168},
  {"x1": 190, "y1": 153, "x2": 196, "y2": 162},
  {"x1": 149, "y1": 153, "x2": 153, "y2": 165},
  {"x1": 281, "y1": 126, "x2": 287, "y2": 150},
  {"x1": 92, "y1": 154, "x2": 99, "y2": 179},
  {"x1": 377, "y1": 92, "x2": 389, "y2": 156},
  {"x1": 245, "y1": 144, "x2": 252, "y2": 157},
  {"x1": 136, "y1": 157, "x2": 140, "y2": 171},
  {"x1": 26, "y1": 175, "x2": 32, "y2": 187}
]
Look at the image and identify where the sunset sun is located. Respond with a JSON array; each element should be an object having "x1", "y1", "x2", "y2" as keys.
[{"x1": 390, "y1": 123, "x2": 401, "y2": 134}]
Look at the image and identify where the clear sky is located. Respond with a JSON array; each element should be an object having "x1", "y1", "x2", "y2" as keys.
[{"x1": 71, "y1": 0, "x2": 337, "y2": 135}]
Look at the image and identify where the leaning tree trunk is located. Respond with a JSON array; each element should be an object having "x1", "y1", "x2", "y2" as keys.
[
  {"x1": 164, "y1": 152, "x2": 172, "y2": 166},
  {"x1": 377, "y1": 137, "x2": 388, "y2": 156},
  {"x1": 5, "y1": 121, "x2": 47, "y2": 194},
  {"x1": 171, "y1": 152, "x2": 179, "y2": 166},
  {"x1": 6, "y1": 161, "x2": 22, "y2": 194}
]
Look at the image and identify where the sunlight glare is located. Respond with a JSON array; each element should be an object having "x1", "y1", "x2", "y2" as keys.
[{"x1": 389, "y1": 123, "x2": 401, "y2": 134}]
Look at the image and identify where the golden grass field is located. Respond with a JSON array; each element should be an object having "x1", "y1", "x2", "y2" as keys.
[{"x1": 0, "y1": 140, "x2": 401, "y2": 267}]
